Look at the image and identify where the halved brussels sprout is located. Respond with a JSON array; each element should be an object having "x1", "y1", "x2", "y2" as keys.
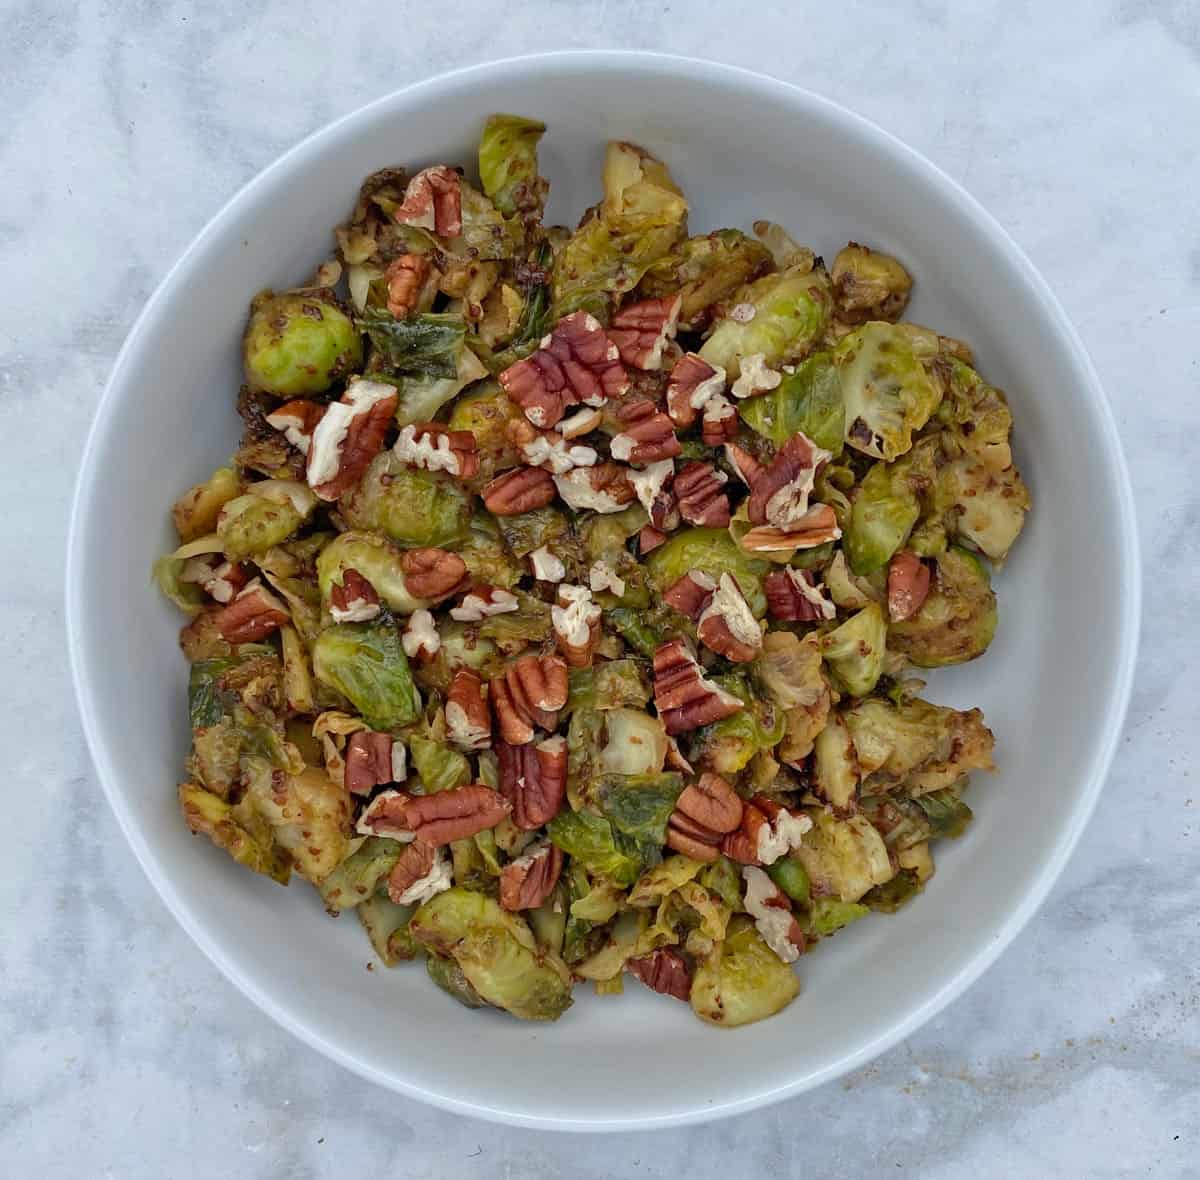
[
  {"x1": 216, "y1": 484, "x2": 315, "y2": 563},
  {"x1": 319, "y1": 837, "x2": 403, "y2": 912},
  {"x1": 793, "y1": 810, "x2": 892, "y2": 903},
  {"x1": 644, "y1": 528, "x2": 770, "y2": 617},
  {"x1": 887, "y1": 547, "x2": 997, "y2": 667},
  {"x1": 844, "y1": 440, "x2": 937, "y2": 574},
  {"x1": 738, "y1": 351, "x2": 845, "y2": 456},
  {"x1": 243, "y1": 289, "x2": 362, "y2": 397},
  {"x1": 831, "y1": 243, "x2": 912, "y2": 325},
  {"x1": 690, "y1": 915, "x2": 800, "y2": 1028},
  {"x1": 820, "y1": 602, "x2": 887, "y2": 696},
  {"x1": 862, "y1": 868, "x2": 923, "y2": 913},
  {"x1": 566, "y1": 659, "x2": 652, "y2": 714},
  {"x1": 628, "y1": 855, "x2": 706, "y2": 907},
  {"x1": 316, "y1": 531, "x2": 429, "y2": 616},
  {"x1": 312, "y1": 617, "x2": 422, "y2": 730},
  {"x1": 359, "y1": 310, "x2": 470, "y2": 380},
  {"x1": 478, "y1": 113, "x2": 547, "y2": 217},
  {"x1": 458, "y1": 514, "x2": 525, "y2": 589},
  {"x1": 597, "y1": 708, "x2": 669, "y2": 776},
  {"x1": 173, "y1": 467, "x2": 241, "y2": 542},
  {"x1": 802, "y1": 897, "x2": 869, "y2": 936},
  {"x1": 359, "y1": 889, "x2": 420, "y2": 965},
  {"x1": 936, "y1": 455, "x2": 1030, "y2": 565},
  {"x1": 813, "y1": 713, "x2": 860, "y2": 812},
  {"x1": 495, "y1": 505, "x2": 572, "y2": 559},
  {"x1": 178, "y1": 782, "x2": 291, "y2": 884},
  {"x1": 340, "y1": 453, "x2": 473, "y2": 548},
  {"x1": 547, "y1": 807, "x2": 643, "y2": 887},
  {"x1": 426, "y1": 953, "x2": 487, "y2": 1009},
  {"x1": 834, "y1": 321, "x2": 942, "y2": 461},
  {"x1": 409, "y1": 733, "x2": 472, "y2": 793},
  {"x1": 692, "y1": 681, "x2": 784, "y2": 776},
  {"x1": 445, "y1": 382, "x2": 523, "y2": 482},
  {"x1": 594, "y1": 772, "x2": 684, "y2": 849}
]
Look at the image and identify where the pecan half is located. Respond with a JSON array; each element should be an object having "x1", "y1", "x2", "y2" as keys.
[
  {"x1": 388, "y1": 840, "x2": 453, "y2": 906},
  {"x1": 445, "y1": 669, "x2": 491, "y2": 751},
  {"x1": 481, "y1": 466, "x2": 557, "y2": 515},
  {"x1": 746, "y1": 431, "x2": 830, "y2": 528},
  {"x1": 722, "y1": 796, "x2": 813, "y2": 866},
  {"x1": 663, "y1": 571, "x2": 716, "y2": 620},
  {"x1": 553, "y1": 462, "x2": 636, "y2": 513},
  {"x1": 665, "y1": 352, "x2": 726, "y2": 428},
  {"x1": 665, "y1": 773, "x2": 744, "y2": 861},
  {"x1": 449, "y1": 585, "x2": 520, "y2": 622},
  {"x1": 356, "y1": 788, "x2": 414, "y2": 838},
  {"x1": 742, "y1": 865, "x2": 805, "y2": 964},
  {"x1": 385, "y1": 253, "x2": 432, "y2": 318},
  {"x1": 628, "y1": 947, "x2": 692, "y2": 1000},
  {"x1": 306, "y1": 380, "x2": 399, "y2": 501},
  {"x1": 701, "y1": 393, "x2": 739, "y2": 447},
  {"x1": 639, "y1": 525, "x2": 668, "y2": 553},
  {"x1": 404, "y1": 784, "x2": 511, "y2": 845},
  {"x1": 490, "y1": 654, "x2": 569, "y2": 744},
  {"x1": 400, "y1": 547, "x2": 469, "y2": 602},
  {"x1": 393, "y1": 422, "x2": 479, "y2": 479},
  {"x1": 739, "y1": 504, "x2": 842, "y2": 552},
  {"x1": 609, "y1": 400, "x2": 681, "y2": 465},
  {"x1": 499, "y1": 841, "x2": 564, "y2": 911},
  {"x1": 344, "y1": 731, "x2": 404, "y2": 796},
  {"x1": 265, "y1": 398, "x2": 325, "y2": 455},
  {"x1": 329, "y1": 568, "x2": 381, "y2": 623},
  {"x1": 392, "y1": 165, "x2": 462, "y2": 237},
  {"x1": 629, "y1": 459, "x2": 679, "y2": 531},
  {"x1": 652, "y1": 639, "x2": 744, "y2": 735},
  {"x1": 887, "y1": 550, "x2": 931, "y2": 622},
  {"x1": 499, "y1": 311, "x2": 629, "y2": 428},
  {"x1": 552, "y1": 584, "x2": 601, "y2": 668},
  {"x1": 401, "y1": 608, "x2": 441, "y2": 661},
  {"x1": 724, "y1": 443, "x2": 766, "y2": 487},
  {"x1": 214, "y1": 579, "x2": 289, "y2": 643},
  {"x1": 496, "y1": 734, "x2": 568, "y2": 829},
  {"x1": 765, "y1": 567, "x2": 836, "y2": 621},
  {"x1": 675, "y1": 460, "x2": 731, "y2": 528},
  {"x1": 607, "y1": 296, "x2": 681, "y2": 371},
  {"x1": 696, "y1": 574, "x2": 762, "y2": 663}
]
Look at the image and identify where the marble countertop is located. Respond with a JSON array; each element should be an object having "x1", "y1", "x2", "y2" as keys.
[{"x1": 4, "y1": 1, "x2": 1197, "y2": 1175}]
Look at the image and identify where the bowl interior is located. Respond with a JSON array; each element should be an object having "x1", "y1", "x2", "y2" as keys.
[{"x1": 69, "y1": 54, "x2": 1137, "y2": 1129}]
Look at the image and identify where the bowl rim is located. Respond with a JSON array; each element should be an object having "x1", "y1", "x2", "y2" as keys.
[{"x1": 65, "y1": 49, "x2": 1141, "y2": 1131}]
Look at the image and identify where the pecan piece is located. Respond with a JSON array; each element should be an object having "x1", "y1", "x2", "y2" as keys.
[
  {"x1": 607, "y1": 296, "x2": 681, "y2": 371},
  {"x1": 722, "y1": 796, "x2": 813, "y2": 866},
  {"x1": 553, "y1": 462, "x2": 636, "y2": 514},
  {"x1": 344, "y1": 731, "x2": 405, "y2": 796},
  {"x1": 887, "y1": 550, "x2": 931, "y2": 622},
  {"x1": 557, "y1": 406, "x2": 603, "y2": 439},
  {"x1": 509, "y1": 418, "x2": 600, "y2": 474},
  {"x1": 388, "y1": 840, "x2": 453, "y2": 906},
  {"x1": 499, "y1": 311, "x2": 629, "y2": 428},
  {"x1": 400, "y1": 547, "x2": 469, "y2": 602},
  {"x1": 445, "y1": 669, "x2": 491, "y2": 751},
  {"x1": 739, "y1": 504, "x2": 842, "y2": 552},
  {"x1": 724, "y1": 443, "x2": 766, "y2": 487},
  {"x1": 265, "y1": 399, "x2": 325, "y2": 455},
  {"x1": 499, "y1": 841, "x2": 564, "y2": 911},
  {"x1": 701, "y1": 393, "x2": 739, "y2": 447},
  {"x1": 393, "y1": 422, "x2": 480, "y2": 479},
  {"x1": 356, "y1": 788, "x2": 414, "y2": 838},
  {"x1": 746, "y1": 431, "x2": 831, "y2": 528},
  {"x1": 663, "y1": 570, "x2": 716, "y2": 620},
  {"x1": 765, "y1": 567, "x2": 836, "y2": 622},
  {"x1": 179, "y1": 556, "x2": 250, "y2": 604},
  {"x1": 730, "y1": 353, "x2": 783, "y2": 399},
  {"x1": 652, "y1": 639, "x2": 743, "y2": 735},
  {"x1": 742, "y1": 865, "x2": 805, "y2": 963},
  {"x1": 629, "y1": 459, "x2": 679, "y2": 531},
  {"x1": 496, "y1": 734, "x2": 568, "y2": 829},
  {"x1": 666, "y1": 772, "x2": 744, "y2": 862},
  {"x1": 610, "y1": 399, "x2": 682, "y2": 466},
  {"x1": 404, "y1": 784, "x2": 511, "y2": 845},
  {"x1": 214, "y1": 579, "x2": 289, "y2": 643},
  {"x1": 490, "y1": 654, "x2": 569, "y2": 744},
  {"x1": 329, "y1": 568, "x2": 381, "y2": 623},
  {"x1": 306, "y1": 380, "x2": 399, "y2": 501},
  {"x1": 628, "y1": 948, "x2": 692, "y2": 1000},
  {"x1": 401, "y1": 608, "x2": 441, "y2": 661},
  {"x1": 665, "y1": 352, "x2": 726, "y2": 428},
  {"x1": 696, "y1": 574, "x2": 762, "y2": 663},
  {"x1": 639, "y1": 525, "x2": 668, "y2": 553},
  {"x1": 674, "y1": 460, "x2": 730, "y2": 528},
  {"x1": 552, "y1": 584, "x2": 601, "y2": 668},
  {"x1": 481, "y1": 466, "x2": 557, "y2": 515},
  {"x1": 449, "y1": 585, "x2": 520, "y2": 622},
  {"x1": 385, "y1": 253, "x2": 432, "y2": 318},
  {"x1": 529, "y1": 545, "x2": 566, "y2": 582},
  {"x1": 392, "y1": 165, "x2": 462, "y2": 237}
]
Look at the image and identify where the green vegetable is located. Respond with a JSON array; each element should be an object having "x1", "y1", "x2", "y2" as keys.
[
  {"x1": 312, "y1": 618, "x2": 422, "y2": 730},
  {"x1": 546, "y1": 808, "x2": 644, "y2": 887},
  {"x1": 820, "y1": 603, "x2": 887, "y2": 696},
  {"x1": 340, "y1": 454, "x2": 472, "y2": 548},
  {"x1": 690, "y1": 916, "x2": 800, "y2": 1027},
  {"x1": 495, "y1": 506, "x2": 572, "y2": 559},
  {"x1": 844, "y1": 442, "x2": 936, "y2": 574},
  {"x1": 178, "y1": 783, "x2": 291, "y2": 884},
  {"x1": 693, "y1": 681, "x2": 784, "y2": 776},
  {"x1": 644, "y1": 528, "x2": 770, "y2": 617},
  {"x1": 831, "y1": 243, "x2": 912, "y2": 324},
  {"x1": 426, "y1": 953, "x2": 487, "y2": 1009},
  {"x1": 478, "y1": 113, "x2": 547, "y2": 216},
  {"x1": 605, "y1": 606, "x2": 668, "y2": 659},
  {"x1": 862, "y1": 868, "x2": 923, "y2": 913},
  {"x1": 393, "y1": 346, "x2": 490, "y2": 427},
  {"x1": 358, "y1": 890, "x2": 420, "y2": 965},
  {"x1": 888, "y1": 547, "x2": 997, "y2": 667},
  {"x1": 914, "y1": 788, "x2": 974, "y2": 839},
  {"x1": 216, "y1": 489, "x2": 313, "y2": 562},
  {"x1": 242, "y1": 289, "x2": 362, "y2": 397},
  {"x1": 594, "y1": 772, "x2": 684, "y2": 847},
  {"x1": 765, "y1": 857, "x2": 811, "y2": 905},
  {"x1": 477, "y1": 590, "x2": 552, "y2": 644},
  {"x1": 316, "y1": 531, "x2": 428, "y2": 615},
  {"x1": 172, "y1": 466, "x2": 241, "y2": 542},
  {"x1": 793, "y1": 811, "x2": 893, "y2": 903},
  {"x1": 698, "y1": 857, "x2": 743, "y2": 912},
  {"x1": 409, "y1": 734, "x2": 472, "y2": 793},
  {"x1": 803, "y1": 897, "x2": 869, "y2": 936},
  {"x1": 358, "y1": 310, "x2": 469, "y2": 379},
  {"x1": 813, "y1": 714, "x2": 860, "y2": 812},
  {"x1": 738, "y1": 351, "x2": 845, "y2": 456},
  {"x1": 319, "y1": 838, "x2": 403, "y2": 912},
  {"x1": 566, "y1": 659, "x2": 651, "y2": 714}
]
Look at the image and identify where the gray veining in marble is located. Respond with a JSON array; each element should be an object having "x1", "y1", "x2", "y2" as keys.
[{"x1": 3, "y1": 1, "x2": 1198, "y2": 1176}]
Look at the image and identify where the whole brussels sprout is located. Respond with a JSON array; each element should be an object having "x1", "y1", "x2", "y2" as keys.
[
  {"x1": 312, "y1": 617, "x2": 422, "y2": 730},
  {"x1": 820, "y1": 602, "x2": 887, "y2": 696},
  {"x1": 887, "y1": 547, "x2": 997, "y2": 667},
  {"x1": 316, "y1": 531, "x2": 429, "y2": 616},
  {"x1": 339, "y1": 453, "x2": 473, "y2": 548},
  {"x1": 831, "y1": 243, "x2": 913, "y2": 325},
  {"x1": 243, "y1": 288, "x2": 362, "y2": 397},
  {"x1": 690, "y1": 915, "x2": 800, "y2": 1027}
]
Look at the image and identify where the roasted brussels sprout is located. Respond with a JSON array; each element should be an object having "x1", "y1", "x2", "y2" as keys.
[
  {"x1": 844, "y1": 440, "x2": 937, "y2": 574},
  {"x1": 173, "y1": 467, "x2": 241, "y2": 542},
  {"x1": 340, "y1": 453, "x2": 472, "y2": 548},
  {"x1": 831, "y1": 243, "x2": 913, "y2": 325},
  {"x1": 820, "y1": 602, "x2": 887, "y2": 696},
  {"x1": 243, "y1": 289, "x2": 362, "y2": 397},
  {"x1": 793, "y1": 810, "x2": 892, "y2": 903},
  {"x1": 316, "y1": 531, "x2": 429, "y2": 616},
  {"x1": 478, "y1": 114, "x2": 548, "y2": 217},
  {"x1": 216, "y1": 481, "x2": 316, "y2": 562},
  {"x1": 888, "y1": 547, "x2": 997, "y2": 666},
  {"x1": 318, "y1": 837, "x2": 402, "y2": 912},
  {"x1": 738, "y1": 351, "x2": 845, "y2": 455},
  {"x1": 312, "y1": 617, "x2": 422, "y2": 730},
  {"x1": 359, "y1": 890, "x2": 421, "y2": 965},
  {"x1": 690, "y1": 916, "x2": 800, "y2": 1027},
  {"x1": 644, "y1": 528, "x2": 770, "y2": 617}
]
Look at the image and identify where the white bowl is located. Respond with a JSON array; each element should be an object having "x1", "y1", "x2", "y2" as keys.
[{"x1": 67, "y1": 51, "x2": 1139, "y2": 1130}]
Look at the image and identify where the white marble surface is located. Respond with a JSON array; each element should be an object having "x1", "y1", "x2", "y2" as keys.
[{"x1": 3, "y1": 1, "x2": 1198, "y2": 1175}]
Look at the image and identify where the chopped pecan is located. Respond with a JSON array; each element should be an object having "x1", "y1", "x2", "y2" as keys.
[
  {"x1": 607, "y1": 295, "x2": 681, "y2": 370},
  {"x1": 306, "y1": 380, "x2": 399, "y2": 501},
  {"x1": 665, "y1": 735, "x2": 694, "y2": 775},
  {"x1": 730, "y1": 353, "x2": 783, "y2": 399},
  {"x1": 629, "y1": 459, "x2": 679, "y2": 531},
  {"x1": 499, "y1": 841, "x2": 564, "y2": 911},
  {"x1": 481, "y1": 466, "x2": 557, "y2": 515},
  {"x1": 674, "y1": 460, "x2": 730, "y2": 528},
  {"x1": 496, "y1": 734, "x2": 568, "y2": 829},
  {"x1": 214, "y1": 579, "x2": 289, "y2": 643},
  {"x1": 499, "y1": 311, "x2": 629, "y2": 428},
  {"x1": 179, "y1": 556, "x2": 249, "y2": 604},
  {"x1": 553, "y1": 462, "x2": 636, "y2": 513},
  {"x1": 557, "y1": 406, "x2": 603, "y2": 439},
  {"x1": 401, "y1": 608, "x2": 441, "y2": 661},
  {"x1": 742, "y1": 866, "x2": 805, "y2": 963},
  {"x1": 739, "y1": 504, "x2": 842, "y2": 552},
  {"x1": 393, "y1": 423, "x2": 479, "y2": 479},
  {"x1": 552, "y1": 584, "x2": 601, "y2": 667},
  {"x1": 701, "y1": 394, "x2": 739, "y2": 447},
  {"x1": 663, "y1": 571, "x2": 716, "y2": 620},
  {"x1": 652, "y1": 639, "x2": 743, "y2": 735},
  {"x1": 490, "y1": 654, "x2": 569, "y2": 744},
  {"x1": 724, "y1": 443, "x2": 766, "y2": 487},
  {"x1": 609, "y1": 400, "x2": 682, "y2": 465},
  {"x1": 388, "y1": 840, "x2": 453, "y2": 906},
  {"x1": 639, "y1": 525, "x2": 668, "y2": 553},
  {"x1": 445, "y1": 669, "x2": 491, "y2": 751},
  {"x1": 665, "y1": 352, "x2": 726, "y2": 428},
  {"x1": 887, "y1": 550, "x2": 931, "y2": 622},
  {"x1": 265, "y1": 399, "x2": 325, "y2": 455},
  {"x1": 385, "y1": 253, "x2": 432, "y2": 318},
  {"x1": 449, "y1": 585, "x2": 520, "y2": 622},
  {"x1": 392, "y1": 165, "x2": 462, "y2": 237},
  {"x1": 529, "y1": 545, "x2": 566, "y2": 582},
  {"x1": 404, "y1": 784, "x2": 511, "y2": 845},
  {"x1": 588, "y1": 559, "x2": 625, "y2": 598},
  {"x1": 400, "y1": 547, "x2": 469, "y2": 602},
  {"x1": 746, "y1": 431, "x2": 831, "y2": 528},
  {"x1": 696, "y1": 574, "x2": 762, "y2": 662},
  {"x1": 628, "y1": 947, "x2": 692, "y2": 1000},
  {"x1": 666, "y1": 772, "x2": 744, "y2": 861},
  {"x1": 344, "y1": 731, "x2": 404, "y2": 796},
  {"x1": 722, "y1": 795, "x2": 813, "y2": 866},
  {"x1": 765, "y1": 567, "x2": 836, "y2": 621},
  {"x1": 329, "y1": 568, "x2": 381, "y2": 623},
  {"x1": 356, "y1": 788, "x2": 414, "y2": 838},
  {"x1": 508, "y1": 418, "x2": 599, "y2": 474}
]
